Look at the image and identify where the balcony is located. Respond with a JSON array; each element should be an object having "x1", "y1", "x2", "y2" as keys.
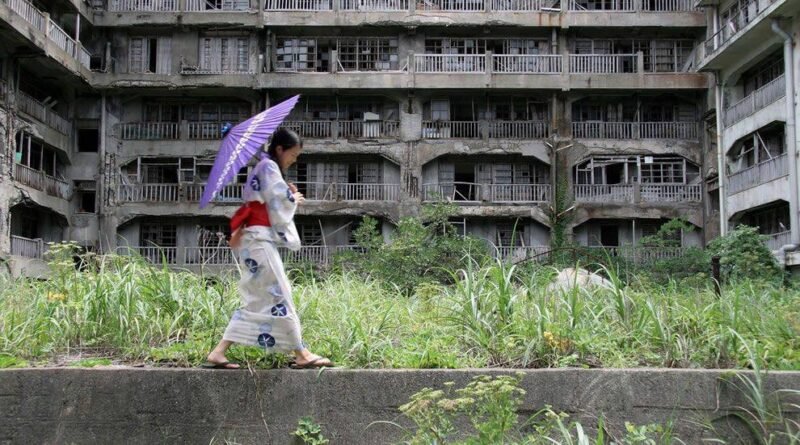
[
  {"x1": 185, "y1": 0, "x2": 250, "y2": 10},
  {"x1": 13, "y1": 163, "x2": 71, "y2": 199},
  {"x1": 724, "y1": 75, "x2": 785, "y2": 128},
  {"x1": 574, "y1": 183, "x2": 701, "y2": 203},
  {"x1": 4, "y1": 0, "x2": 91, "y2": 69},
  {"x1": 702, "y1": 0, "x2": 779, "y2": 59},
  {"x1": 580, "y1": 245, "x2": 690, "y2": 264},
  {"x1": 108, "y1": 0, "x2": 178, "y2": 11},
  {"x1": 727, "y1": 153, "x2": 787, "y2": 195},
  {"x1": 116, "y1": 122, "x2": 180, "y2": 140},
  {"x1": 282, "y1": 120, "x2": 400, "y2": 139},
  {"x1": 117, "y1": 245, "x2": 361, "y2": 266},
  {"x1": 572, "y1": 121, "x2": 699, "y2": 139},
  {"x1": 414, "y1": 54, "x2": 487, "y2": 73},
  {"x1": 263, "y1": 0, "x2": 696, "y2": 11},
  {"x1": 16, "y1": 90, "x2": 72, "y2": 136},
  {"x1": 295, "y1": 182, "x2": 401, "y2": 201},
  {"x1": 338, "y1": 0, "x2": 408, "y2": 10},
  {"x1": 569, "y1": 54, "x2": 638, "y2": 73},
  {"x1": 493, "y1": 55, "x2": 562, "y2": 74},
  {"x1": 422, "y1": 120, "x2": 550, "y2": 139},
  {"x1": 422, "y1": 182, "x2": 551, "y2": 203},
  {"x1": 765, "y1": 231, "x2": 790, "y2": 251},
  {"x1": 10, "y1": 235, "x2": 49, "y2": 259}
]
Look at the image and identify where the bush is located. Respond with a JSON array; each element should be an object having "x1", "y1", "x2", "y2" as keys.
[
  {"x1": 342, "y1": 203, "x2": 491, "y2": 293},
  {"x1": 707, "y1": 225, "x2": 784, "y2": 285}
]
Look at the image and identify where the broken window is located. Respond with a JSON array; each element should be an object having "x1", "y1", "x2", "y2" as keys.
[
  {"x1": 75, "y1": 181, "x2": 97, "y2": 213},
  {"x1": 741, "y1": 203, "x2": 790, "y2": 236},
  {"x1": 140, "y1": 223, "x2": 177, "y2": 247},
  {"x1": 337, "y1": 38, "x2": 399, "y2": 71},
  {"x1": 742, "y1": 51, "x2": 784, "y2": 96},
  {"x1": 497, "y1": 221, "x2": 525, "y2": 247},
  {"x1": 275, "y1": 38, "x2": 328, "y2": 72}
]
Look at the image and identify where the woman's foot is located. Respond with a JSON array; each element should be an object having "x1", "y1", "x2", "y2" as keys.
[
  {"x1": 204, "y1": 352, "x2": 240, "y2": 369},
  {"x1": 292, "y1": 351, "x2": 334, "y2": 369}
]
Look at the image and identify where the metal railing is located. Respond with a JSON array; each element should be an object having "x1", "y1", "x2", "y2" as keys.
[
  {"x1": 185, "y1": 0, "x2": 250, "y2": 10},
  {"x1": 116, "y1": 183, "x2": 180, "y2": 202},
  {"x1": 10, "y1": 235, "x2": 47, "y2": 259},
  {"x1": 572, "y1": 121, "x2": 698, "y2": 139},
  {"x1": 422, "y1": 182, "x2": 550, "y2": 203},
  {"x1": 13, "y1": 163, "x2": 70, "y2": 199},
  {"x1": 492, "y1": 55, "x2": 562, "y2": 74},
  {"x1": 703, "y1": 0, "x2": 778, "y2": 57},
  {"x1": 414, "y1": 54, "x2": 486, "y2": 73},
  {"x1": 724, "y1": 74, "x2": 786, "y2": 127},
  {"x1": 727, "y1": 153, "x2": 788, "y2": 195},
  {"x1": 419, "y1": 0, "x2": 485, "y2": 11},
  {"x1": 294, "y1": 182, "x2": 401, "y2": 201},
  {"x1": 16, "y1": 90, "x2": 72, "y2": 135},
  {"x1": 766, "y1": 231, "x2": 791, "y2": 251},
  {"x1": 109, "y1": 0, "x2": 178, "y2": 10},
  {"x1": 116, "y1": 122, "x2": 180, "y2": 140},
  {"x1": 265, "y1": 0, "x2": 332, "y2": 9},
  {"x1": 574, "y1": 184, "x2": 634, "y2": 203},
  {"x1": 639, "y1": 184, "x2": 701, "y2": 202},
  {"x1": 338, "y1": 0, "x2": 408, "y2": 9},
  {"x1": 335, "y1": 120, "x2": 400, "y2": 138},
  {"x1": 569, "y1": 54, "x2": 638, "y2": 73},
  {"x1": 184, "y1": 183, "x2": 244, "y2": 202}
]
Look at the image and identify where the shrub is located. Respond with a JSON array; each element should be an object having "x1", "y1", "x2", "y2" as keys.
[{"x1": 707, "y1": 225, "x2": 783, "y2": 284}]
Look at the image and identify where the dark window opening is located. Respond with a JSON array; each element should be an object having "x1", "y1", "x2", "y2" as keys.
[{"x1": 78, "y1": 128, "x2": 99, "y2": 152}]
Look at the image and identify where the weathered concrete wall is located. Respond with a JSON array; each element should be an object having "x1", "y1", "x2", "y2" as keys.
[{"x1": 0, "y1": 368, "x2": 798, "y2": 445}]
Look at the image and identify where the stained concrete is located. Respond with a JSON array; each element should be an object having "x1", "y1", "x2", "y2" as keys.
[{"x1": 0, "y1": 368, "x2": 798, "y2": 444}]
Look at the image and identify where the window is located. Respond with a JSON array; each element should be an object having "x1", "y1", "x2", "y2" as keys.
[
  {"x1": 200, "y1": 36, "x2": 250, "y2": 73},
  {"x1": 337, "y1": 38, "x2": 399, "y2": 71},
  {"x1": 297, "y1": 223, "x2": 323, "y2": 245},
  {"x1": 275, "y1": 38, "x2": 325, "y2": 72},
  {"x1": 129, "y1": 37, "x2": 172, "y2": 74},
  {"x1": 425, "y1": 39, "x2": 485, "y2": 55},
  {"x1": 640, "y1": 159, "x2": 684, "y2": 184},
  {"x1": 430, "y1": 100, "x2": 450, "y2": 121},
  {"x1": 742, "y1": 52, "x2": 784, "y2": 96},
  {"x1": 77, "y1": 128, "x2": 99, "y2": 152},
  {"x1": 497, "y1": 221, "x2": 525, "y2": 247},
  {"x1": 742, "y1": 204, "x2": 790, "y2": 236},
  {"x1": 197, "y1": 224, "x2": 229, "y2": 247},
  {"x1": 140, "y1": 223, "x2": 177, "y2": 247}
]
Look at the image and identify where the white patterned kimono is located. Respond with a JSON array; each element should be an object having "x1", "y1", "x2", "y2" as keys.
[{"x1": 222, "y1": 156, "x2": 305, "y2": 352}]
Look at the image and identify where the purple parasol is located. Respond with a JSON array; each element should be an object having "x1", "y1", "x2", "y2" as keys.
[{"x1": 199, "y1": 94, "x2": 300, "y2": 209}]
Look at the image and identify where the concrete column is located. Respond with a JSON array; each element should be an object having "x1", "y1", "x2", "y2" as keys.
[
  {"x1": 714, "y1": 75, "x2": 728, "y2": 236},
  {"x1": 330, "y1": 50, "x2": 338, "y2": 73},
  {"x1": 400, "y1": 94, "x2": 422, "y2": 142}
]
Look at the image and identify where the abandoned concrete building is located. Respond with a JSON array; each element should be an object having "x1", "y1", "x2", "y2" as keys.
[{"x1": 0, "y1": 0, "x2": 798, "y2": 273}]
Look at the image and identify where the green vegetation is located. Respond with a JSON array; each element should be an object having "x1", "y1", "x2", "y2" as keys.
[
  {"x1": 291, "y1": 416, "x2": 329, "y2": 445},
  {"x1": 0, "y1": 235, "x2": 798, "y2": 370}
]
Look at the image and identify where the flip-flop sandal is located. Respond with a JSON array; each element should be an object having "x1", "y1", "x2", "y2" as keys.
[
  {"x1": 290, "y1": 357, "x2": 334, "y2": 369},
  {"x1": 200, "y1": 361, "x2": 241, "y2": 369}
]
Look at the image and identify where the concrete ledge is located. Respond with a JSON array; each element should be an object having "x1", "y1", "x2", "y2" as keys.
[{"x1": 1, "y1": 368, "x2": 798, "y2": 444}]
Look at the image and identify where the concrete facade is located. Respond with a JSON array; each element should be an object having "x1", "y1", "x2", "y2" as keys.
[
  {"x1": 2, "y1": 0, "x2": 791, "y2": 269},
  {"x1": 0, "y1": 368, "x2": 798, "y2": 444}
]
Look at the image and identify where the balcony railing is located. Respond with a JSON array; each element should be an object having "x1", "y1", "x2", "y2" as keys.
[
  {"x1": 6, "y1": 0, "x2": 46, "y2": 31},
  {"x1": 265, "y1": 0, "x2": 331, "y2": 9},
  {"x1": 16, "y1": 90, "x2": 71, "y2": 135},
  {"x1": 185, "y1": 0, "x2": 250, "y2": 10},
  {"x1": 334, "y1": 120, "x2": 400, "y2": 139},
  {"x1": 640, "y1": 0, "x2": 695, "y2": 11},
  {"x1": 574, "y1": 184, "x2": 634, "y2": 203},
  {"x1": 703, "y1": 0, "x2": 779, "y2": 57},
  {"x1": 490, "y1": 0, "x2": 548, "y2": 10},
  {"x1": 583, "y1": 246, "x2": 689, "y2": 264},
  {"x1": 414, "y1": 54, "x2": 486, "y2": 73},
  {"x1": 6, "y1": 0, "x2": 91, "y2": 68},
  {"x1": 568, "y1": 0, "x2": 635, "y2": 10},
  {"x1": 640, "y1": 184, "x2": 701, "y2": 202},
  {"x1": 422, "y1": 121, "x2": 481, "y2": 139},
  {"x1": 10, "y1": 235, "x2": 47, "y2": 259},
  {"x1": 185, "y1": 183, "x2": 244, "y2": 202},
  {"x1": 116, "y1": 122, "x2": 180, "y2": 140},
  {"x1": 765, "y1": 231, "x2": 791, "y2": 251},
  {"x1": 118, "y1": 245, "x2": 361, "y2": 266},
  {"x1": 572, "y1": 121, "x2": 698, "y2": 139},
  {"x1": 13, "y1": 163, "x2": 70, "y2": 199},
  {"x1": 338, "y1": 0, "x2": 408, "y2": 9},
  {"x1": 724, "y1": 74, "x2": 786, "y2": 127},
  {"x1": 281, "y1": 121, "x2": 333, "y2": 138},
  {"x1": 180, "y1": 67, "x2": 255, "y2": 75},
  {"x1": 494, "y1": 245, "x2": 550, "y2": 263},
  {"x1": 187, "y1": 122, "x2": 225, "y2": 140},
  {"x1": 117, "y1": 183, "x2": 180, "y2": 202},
  {"x1": 422, "y1": 182, "x2": 550, "y2": 203},
  {"x1": 727, "y1": 153, "x2": 788, "y2": 195},
  {"x1": 569, "y1": 54, "x2": 638, "y2": 73},
  {"x1": 294, "y1": 182, "x2": 401, "y2": 201},
  {"x1": 419, "y1": 0, "x2": 485, "y2": 11},
  {"x1": 575, "y1": 183, "x2": 701, "y2": 203},
  {"x1": 109, "y1": 0, "x2": 178, "y2": 11},
  {"x1": 487, "y1": 121, "x2": 550, "y2": 139},
  {"x1": 492, "y1": 55, "x2": 562, "y2": 74}
]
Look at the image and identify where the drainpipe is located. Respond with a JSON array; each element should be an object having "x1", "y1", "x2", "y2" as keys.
[
  {"x1": 99, "y1": 92, "x2": 107, "y2": 253},
  {"x1": 714, "y1": 72, "x2": 728, "y2": 236},
  {"x1": 771, "y1": 19, "x2": 798, "y2": 245}
]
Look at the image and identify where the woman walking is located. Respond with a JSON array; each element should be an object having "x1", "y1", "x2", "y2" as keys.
[{"x1": 205, "y1": 128, "x2": 334, "y2": 369}]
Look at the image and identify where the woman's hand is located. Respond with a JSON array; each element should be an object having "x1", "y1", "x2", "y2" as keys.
[{"x1": 288, "y1": 182, "x2": 305, "y2": 205}]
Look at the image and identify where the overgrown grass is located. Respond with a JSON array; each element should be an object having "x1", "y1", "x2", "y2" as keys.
[{"x1": 0, "y1": 253, "x2": 798, "y2": 370}]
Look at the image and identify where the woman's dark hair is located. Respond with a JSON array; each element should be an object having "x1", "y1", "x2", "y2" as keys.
[{"x1": 267, "y1": 128, "x2": 302, "y2": 159}]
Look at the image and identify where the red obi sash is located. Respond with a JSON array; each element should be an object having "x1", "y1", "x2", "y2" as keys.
[{"x1": 230, "y1": 201, "x2": 271, "y2": 232}]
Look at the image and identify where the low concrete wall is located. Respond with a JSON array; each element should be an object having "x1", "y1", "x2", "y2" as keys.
[{"x1": 1, "y1": 368, "x2": 798, "y2": 444}]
